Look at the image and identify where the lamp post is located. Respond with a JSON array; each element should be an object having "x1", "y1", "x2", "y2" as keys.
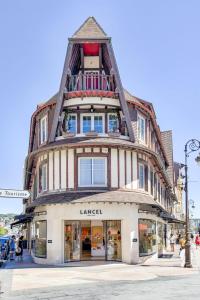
[{"x1": 184, "y1": 139, "x2": 200, "y2": 268}]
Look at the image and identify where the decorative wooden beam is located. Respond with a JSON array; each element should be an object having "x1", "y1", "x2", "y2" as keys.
[
  {"x1": 49, "y1": 42, "x2": 73, "y2": 142},
  {"x1": 106, "y1": 41, "x2": 135, "y2": 142}
]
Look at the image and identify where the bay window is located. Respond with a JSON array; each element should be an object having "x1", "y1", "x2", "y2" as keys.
[
  {"x1": 78, "y1": 157, "x2": 107, "y2": 187},
  {"x1": 40, "y1": 115, "x2": 47, "y2": 144},
  {"x1": 81, "y1": 114, "x2": 104, "y2": 134}
]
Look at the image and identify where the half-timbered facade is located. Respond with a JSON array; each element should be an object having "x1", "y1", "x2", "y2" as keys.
[{"x1": 21, "y1": 17, "x2": 180, "y2": 264}]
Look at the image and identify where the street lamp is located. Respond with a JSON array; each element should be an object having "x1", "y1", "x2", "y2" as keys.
[{"x1": 184, "y1": 139, "x2": 200, "y2": 268}]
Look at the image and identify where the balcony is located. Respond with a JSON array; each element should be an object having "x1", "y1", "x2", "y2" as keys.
[{"x1": 67, "y1": 73, "x2": 116, "y2": 92}]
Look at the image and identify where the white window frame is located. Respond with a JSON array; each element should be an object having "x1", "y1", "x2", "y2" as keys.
[
  {"x1": 138, "y1": 163, "x2": 145, "y2": 190},
  {"x1": 40, "y1": 115, "x2": 48, "y2": 145},
  {"x1": 81, "y1": 113, "x2": 105, "y2": 134},
  {"x1": 38, "y1": 163, "x2": 47, "y2": 193},
  {"x1": 78, "y1": 157, "x2": 107, "y2": 187},
  {"x1": 107, "y1": 113, "x2": 118, "y2": 132},
  {"x1": 66, "y1": 113, "x2": 77, "y2": 133},
  {"x1": 138, "y1": 114, "x2": 146, "y2": 143}
]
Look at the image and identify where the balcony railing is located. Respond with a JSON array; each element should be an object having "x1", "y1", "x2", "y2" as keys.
[{"x1": 67, "y1": 74, "x2": 115, "y2": 92}]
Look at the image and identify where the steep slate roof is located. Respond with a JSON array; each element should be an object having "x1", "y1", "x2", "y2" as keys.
[
  {"x1": 161, "y1": 130, "x2": 174, "y2": 186},
  {"x1": 72, "y1": 16, "x2": 107, "y2": 39}
]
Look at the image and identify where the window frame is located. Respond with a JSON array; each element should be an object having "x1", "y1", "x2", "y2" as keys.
[
  {"x1": 78, "y1": 157, "x2": 107, "y2": 187},
  {"x1": 34, "y1": 220, "x2": 47, "y2": 258},
  {"x1": 81, "y1": 113, "x2": 105, "y2": 134},
  {"x1": 39, "y1": 115, "x2": 48, "y2": 145},
  {"x1": 138, "y1": 163, "x2": 145, "y2": 189},
  {"x1": 107, "y1": 113, "x2": 118, "y2": 133},
  {"x1": 38, "y1": 162, "x2": 48, "y2": 193},
  {"x1": 66, "y1": 113, "x2": 77, "y2": 133},
  {"x1": 138, "y1": 114, "x2": 146, "y2": 143}
]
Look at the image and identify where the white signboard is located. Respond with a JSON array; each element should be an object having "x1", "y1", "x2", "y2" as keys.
[{"x1": 0, "y1": 189, "x2": 31, "y2": 199}]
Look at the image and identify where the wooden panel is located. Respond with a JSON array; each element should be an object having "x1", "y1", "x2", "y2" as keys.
[
  {"x1": 119, "y1": 150, "x2": 125, "y2": 188},
  {"x1": 111, "y1": 148, "x2": 118, "y2": 188},
  {"x1": 61, "y1": 149, "x2": 67, "y2": 189},
  {"x1": 54, "y1": 151, "x2": 60, "y2": 190},
  {"x1": 48, "y1": 151, "x2": 53, "y2": 191},
  {"x1": 68, "y1": 149, "x2": 74, "y2": 188},
  {"x1": 126, "y1": 151, "x2": 132, "y2": 189},
  {"x1": 132, "y1": 151, "x2": 137, "y2": 189}
]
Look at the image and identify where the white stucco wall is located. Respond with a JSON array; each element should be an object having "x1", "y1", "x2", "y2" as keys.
[{"x1": 32, "y1": 203, "x2": 140, "y2": 265}]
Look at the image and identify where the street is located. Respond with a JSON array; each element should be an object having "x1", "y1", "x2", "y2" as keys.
[{"x1": 0, "y1": 246, "x2": 200, "y2": 300}]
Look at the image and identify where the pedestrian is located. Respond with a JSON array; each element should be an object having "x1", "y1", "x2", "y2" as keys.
[
  {"x1": 10, "y1": 235, "x2": 16, "y2": 260},
  {"x1": 18, "y1": 236, "x2": 24, "y2": 261},
  {"x1": 195, "y1": 234, "x2": 200, "y2": 249},
  {"x1": 179, "y1": 235, "x2": 186, "y2": 255},
  {"x1": 169, "y1": 233, "x2": 176, "y2": 252},
  {"x1": 5, "y1": 240, "x2": 10, "y2": 260}
]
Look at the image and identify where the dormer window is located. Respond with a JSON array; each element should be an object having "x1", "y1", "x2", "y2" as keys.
[
  {"x1": 138, "y1": 115, "x2": 145, "y2": 142},
  {"x1": 108, "y1": 114, "x2": 118, "y2": 132},
  {"x1": 81, "y1": 114, "x2": 104, "y2": 134},
  {"x1": 40, "y1": 115, "x2": 47, "y2": 144},
  {"x1": 66, "y1": 114, "x2": 77, "y2": 133}
]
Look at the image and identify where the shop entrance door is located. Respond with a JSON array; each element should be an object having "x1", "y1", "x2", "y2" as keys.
[
  {"x1": 80, "y1": 220, "x2": 106, "y2": 260},
  {"x1": 64, "y1": 220, "x2": 121, "y2": 262}
]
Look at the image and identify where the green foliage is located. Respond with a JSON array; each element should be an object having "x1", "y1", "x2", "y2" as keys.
[{"x1": 0, "y1": 227, "x2": 8, "y2": 236}]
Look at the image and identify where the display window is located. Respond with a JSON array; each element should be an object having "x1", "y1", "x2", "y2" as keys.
[
  {"x1": 139, "y1": 219, "x2": 157, "y2": 256},
  {"x1": 35, "y1": 220, "x2": 47, "y2": 258},
  {"x1": 64, "y1": 220, "x2": 121, "y2": 262},
  {"x1": 157, "y1": 222, "x2": 165, "y2": 257}
]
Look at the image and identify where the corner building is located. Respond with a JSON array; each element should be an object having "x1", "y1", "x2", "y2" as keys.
[{"x1": 23, "y1": 17, "x2": 180, "y2": 264}]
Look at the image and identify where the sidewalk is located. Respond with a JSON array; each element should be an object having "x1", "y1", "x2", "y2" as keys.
[
  {"x1": 142, "y1": 243, "x2": 200, "y2": 270},
  {"x1": 2, "y1": 250, "x2": 53, "y2": 269},
  {"x1": 2, "y1": 245, "x2": 200, "y2": 270}
]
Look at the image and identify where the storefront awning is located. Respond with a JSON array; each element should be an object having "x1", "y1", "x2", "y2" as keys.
[
  {"x1": 10, "y1": 213, "x2": 33, "y2": 228},
  {"x1": 159, "y1": 211, "x2": 185, "y2": 224}
]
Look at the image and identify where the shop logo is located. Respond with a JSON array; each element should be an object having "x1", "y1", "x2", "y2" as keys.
[{"x1": 80, "y1": 209, "x2": 103, "y2": 216}]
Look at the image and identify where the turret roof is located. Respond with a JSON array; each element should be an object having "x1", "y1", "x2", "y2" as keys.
[{"x1": 72, "y1": 16, "x2": 107, "y2": 39}]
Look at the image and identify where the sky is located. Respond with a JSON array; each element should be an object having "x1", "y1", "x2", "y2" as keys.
[{"x1": 0, "y1": 0, "x2": 200, "y2": 216}]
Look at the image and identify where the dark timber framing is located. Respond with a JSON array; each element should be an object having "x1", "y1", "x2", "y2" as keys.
[{"x1": 49, "y1": 42, "x2": 73, "y2": 142}]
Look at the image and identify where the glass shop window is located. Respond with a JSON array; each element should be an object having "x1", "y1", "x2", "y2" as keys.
[
  {"x1": 139, "y1": 219, "x2": 157, "y2": 256},
  {"x1": 35, "y1": 220, "x2": 47, "y2": 258}
]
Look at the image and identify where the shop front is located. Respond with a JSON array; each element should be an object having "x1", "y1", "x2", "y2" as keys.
[{"x1": 64, "y1": 220, "x2": 121, "y2": 261}]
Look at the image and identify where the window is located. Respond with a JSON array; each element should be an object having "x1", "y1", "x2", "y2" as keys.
[
  {"x1": 94, "y1": 116, "x2": 103, "y2": 133},
  {"x1": 35, "y1": 220, "x2": 47, "y2": 258},
  {"x1": 81, "y1": 114, "x2": 104, "y2": 134},
  {"x1": 150, "y1": 170, "x2": 154, "y2": 196},
  {"x1": 82, "y1": 116, "x2": 91, "y2": 133},
  {"x1": 39, "y1": 163, "x2": 47, "y2": 193},
  {"x1": 40, "y1": 115, "x2": 47, "y2": 144},
  {"x1": 78, "y1": 157, "x2": 107, "y2": 187},
  {"x1": 154, "y1": 173, "x2": 157, "y2": 199},
  {"x1": 138, "y1": 115, "x2": 145, "y2": 142},
  {"x1": 139, "y1": 219, "x2": 157, "y2": 256},
  {"x1": 139, "y1": 164, "x2": 145, "y2": 189},
  {"x1": 108, "y1": 114, "x2": 118, "y2": 132},
  {"x1": 66, "y1": 114, "x2": 76, "y2": 133}
]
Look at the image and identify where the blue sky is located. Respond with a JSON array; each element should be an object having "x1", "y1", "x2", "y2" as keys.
[{"x1": 0, "y1": 0, "x2": 200, "y2": 216}]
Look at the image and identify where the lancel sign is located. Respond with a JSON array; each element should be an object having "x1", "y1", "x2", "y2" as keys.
[{"x1": 80, "y1": 209, "x2": 103, "y2": 216}]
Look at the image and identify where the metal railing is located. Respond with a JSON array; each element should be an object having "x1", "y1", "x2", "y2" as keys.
[{"x1": 67, "y1": 73, "x2": 115, "y2": 92}]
